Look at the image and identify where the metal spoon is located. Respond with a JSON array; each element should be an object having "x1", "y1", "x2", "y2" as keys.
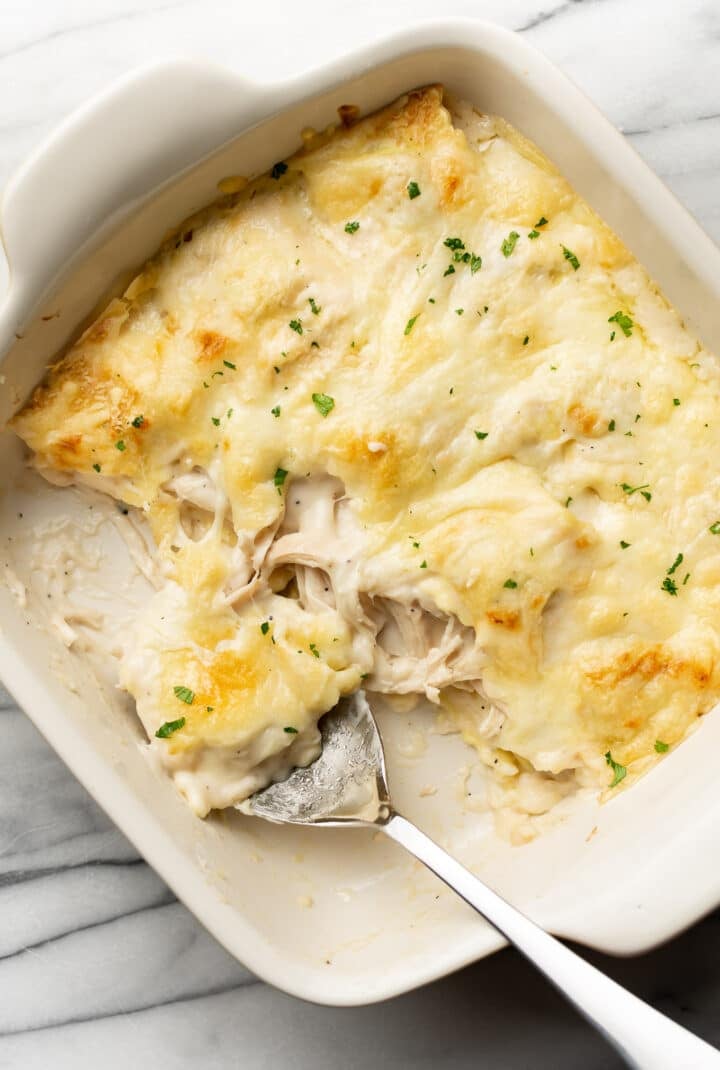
[{"x1": 246, "y1": 692, "x2": 720, "y2": 1069}]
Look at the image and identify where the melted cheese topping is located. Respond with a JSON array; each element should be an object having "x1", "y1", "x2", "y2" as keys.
[{"x1": 13, "y1": 86, "x2": 720, "y2": 821}]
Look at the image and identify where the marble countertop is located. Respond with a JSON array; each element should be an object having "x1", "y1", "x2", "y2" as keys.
[{"x1": 1, "y1": 0, "x2": 720, "y2": 1065}]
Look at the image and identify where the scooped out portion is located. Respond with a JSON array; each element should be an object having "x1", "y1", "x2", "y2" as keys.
[{"x1": 13, "y1": 85, "x2": 720, "y2": 834}]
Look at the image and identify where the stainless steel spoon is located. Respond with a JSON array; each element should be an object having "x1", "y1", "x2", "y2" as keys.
[{"x1": 246, "y1": 692, "x2": 720, "y2": 1069}]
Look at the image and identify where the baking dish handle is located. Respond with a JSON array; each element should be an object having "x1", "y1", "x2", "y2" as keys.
[{"x1": 0, "y1": 58, "x2": 268, "y2": 339}]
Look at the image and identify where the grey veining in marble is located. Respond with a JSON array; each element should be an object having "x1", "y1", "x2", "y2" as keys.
[{"x1": 1, "y1": 1, "x2": 720, "y2": 1065}]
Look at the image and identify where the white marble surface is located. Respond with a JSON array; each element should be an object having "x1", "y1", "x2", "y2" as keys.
[{"x1": 1, "y1": 1, "x2": 720, "y2": 1065}]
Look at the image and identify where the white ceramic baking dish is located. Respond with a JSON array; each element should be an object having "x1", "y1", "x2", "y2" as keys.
[{"x1": 2, "y1": 20, "x2": 720, "y2": 1007}]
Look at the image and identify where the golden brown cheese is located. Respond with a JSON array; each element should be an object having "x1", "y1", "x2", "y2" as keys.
[{"x1": 13, "y1": 85, "x2": 720, "y2": 818}]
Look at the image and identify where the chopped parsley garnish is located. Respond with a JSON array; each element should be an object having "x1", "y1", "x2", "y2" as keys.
[
  {"x1": 604, "y1": 751, "x2": 627, "y2": 787},
  {"x1": 535, "y1": 216, "x2": 548, "y2": 227},
  {"x1": 661, "y1": 577, "x2": 678, "y2": 596},
  {"x1": 608, "y1": 310, "x2": 634, "y2": 337},
  {"x1": 610, "y1": 330, "x2": 616, "y2": 341},
  {"x1": 565, "y1": 496, "x2": 573, "y2": 508},
  {"x1": 501, "y1": 231, "x2": 520, "y2": 257},
  {"x1": 475, "y1": 430, "x2": 488, "y2": 440},
  {"x1": 528, "y1": 229, "x2": 540, "y2": 239},
  {"x1": 443, "y1": 264, "x2": 456, "y2": 277},
  {"x1": 211, "y1": 370, "x2": 224, "y2": 378},
  {"x1": 407, "y1": 181, "x2": 421, "y2": 199},
  {"x1": 155, "y1": 717, "x2": 186, "y2": 739},
  {"x1": 404, "y1": 315, "x2": 419, "y2": 335},
  {"x1": 709, "y1": 521, "x2": 720, "y2": 535},
  {"x1": 312, "y1": 393, "x2": 335, "y2": 417},
  {"x1": 131, "y1": 415, "x2": 145, "y2": 428},
  {"x1": 523, "y1": 335, "x2": 529, "y2": 346},
  {"x1": 621, "y1": 482, "x2": 651, "y2": 501},
  {"x1": 683, "y1": 572, "x2": 690, "y2": 585},
  {"x1": 608, "y1": 419, "x2": 616, "y2": 431},
  {"x1": 271, "y1": 406, "x2": 281, "y2": 417},
  {"x1": 289, "y1": 318, "x2": 303, "y2": 334},
  {"x1": 173, "y1": 686, "x2": 195, "y2": 705},
  {"x1": 666, "y1": 552, "x2": 684, "y2": 576},
  {"x1": 92, "y1": 463, "x2": 101, "y2": 472},
  {"x1": 271, "y1": 161, "x2": 288, "y2": 179},
  {"x1": 211, "y1": 416, "x2": 220, "y2": 426},
  {"x1": 620, "y1": 540, "x2": 631, "y2": 549},
  {"x1": 654, "y1": 740, "x2": 669, "y2": 753},
  {"x1": 344, "y1": 220, "x2": 360, "y2": 233},
  {"x1": 274, "y1": 466, "x2": 288, "y2": 488},
  {"x1": 444, "y1": 237, "x2": 465, "y2": 251},
  {"x1": 470, "y1": 254, "x2": 482, "y2": 274},
  {"x1": 673, "y1": 397, "x2": 681, "y2": 406},
  {"x1": 503, "y1": 578, "x2": 518, "y2": 589},
  {"x1": 273, "y1": 365, "x2": 281, "y2": 374},
  {"x1": 420, "y1": 560, "x2": 428, "y2": 569},
  {"x1": 260, "y1": 621, "x2": 270, "y2": 635},
  {"x1": 284, "y1": 726, "x2": 299, "y2": 733},
  {"x1": 308, "y1": 297, "x2": 321, "y2": 315},
  {"x1": 455, "y1": 308, "x2": 464, "y2": 316},
  {"x1": 561, "y1": 245, "x2": 580, "y2": 270},
  {"x1": 311, "y1": 340, "x2": 320, "y2": 349},
  {"x1": 115, "y1": 440, "x2": 126, "y2": 452},
  {"x1": 309, "y1": 643, "x2": 320, "y2": 658}
]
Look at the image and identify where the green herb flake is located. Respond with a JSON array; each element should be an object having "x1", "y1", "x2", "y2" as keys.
[
  {"x1": 407, "y1": 181, "x2": 421, "y2": 199},
  {"x1": 404, "y1": 315, "x2": 419, "y2": 335},
  {"x1": 271, "y1": 406, "x2": 281, "y2": 418},
  {"x1": 604, "y1": 751, "x2": 627, "y2": 788},
  {"x1": 503, "y1": 578, "x2": 518, "y2": 589},
  {"x1": 211, "y1": 416, "x2": 220, "y2": 426},
  {"x1": 501, "y1": 231, "x2": 520, "y2": 257},
  {"x1": 523, "y1": 335, "x2": 529, "y2": 346},
  {"x1": 620, "y1": 540, "x2": 631, "y2": 549},
  {"x1": 475, "y1": 430, "x2": 488, "y2": 440},
  {"x1": 528, "y1": 229, "x2": 540, "y2": 239},
  {"x1": 470, "y1": 254, "x2": 482, "y2": 274},
  {"x1": 173, "y1": 686, "x2": 195, "y2": 705},
  {"x1": 131, "y1": 415, "x2": 144, "y2": 428},
  {"x1": 284, "y1": 726, "x2": 299, "y2": 734},
  {"x1": 308, "y1": 297, "x2": 321, "y2": 315},
  {"x1": 260, "y1": 621, "x2": 270, "y2": 636},
  {"x1": 673, "y1": 397, "x2": 681, "y2": 406},
  {"x1": 223, "y1": 360, "x2": 237, "y2": 371},
  {"x1": 311, "y1": 393, "x2": 335, "y2": 417},
  {"x1": 273, "y1": 365, "x2": 281, "y2": 374},
  {"x1": 273, "y1": 466, "x2": 288, "y2": 489},
  {"x1": 608, "y1": 419, "x2": 616, "y2": 431},
  {"x1": 115, "y1": 440, "x2": 126, "y2": 452},
  {"x1": 443, "y1": 264, "x2": 456, "y2": 277},
  {"x1": 344, "y1": 220, "x2": 360, "y2": 234},
  {"x1": 666, "y1": 553, "x2": 684, "y2": 576},
  {"x1": 271, "y1": 161, "x2": 288, "y2": 179},
  {"x1": 444, "y1": 237, "x2": 465, "y2": 250},
  {"x1": 92, "y1": 463, "x2": 101, "y2": 473},
  {"x1": 620, "y1": 482, "x2": 651, "y2": 501},
  {"x1": 455, "y1": 308, "x2": 464, "y2": 316},
  {"x1": 155, "y1": 717, "x2": 186, "y2": 739},
  {"x1": 655, "y1": 740, "x2": 669, "y2": 753},
  {"x1": 565, "y1": 496, "x2": 573, "y2": 508},
  {"x1": 309, "y1": 643, "x2": 320, "y2": 658},
  {"x1": 561, "y1": 245, "x2": 580, "y2": 270},
  {"x1": 661, "y1": 576, "x2": 678, "y2": 596},
  {"x1": 608, "y1": 310, "x2": 634, "y2": 337},
  {"x1": 535, "y1": 216, "x2": 548, "y2": 227},
  {"x1": 709, "y1": 521, "x2": 720, "y2": 535},
  {"x1": 211, "y1": 370, "x2": 224, "y2": 378},
  {"x1": 610, "y1": 330, "x2": 616, "y2": 341},
  {"x1": 289, "y1": 318, "x2": 303, "y2": 335}
]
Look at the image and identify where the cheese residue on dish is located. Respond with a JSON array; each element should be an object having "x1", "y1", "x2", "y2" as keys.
[{"x1": 12, "y1": 85, "x2": 720, "y2": 824}]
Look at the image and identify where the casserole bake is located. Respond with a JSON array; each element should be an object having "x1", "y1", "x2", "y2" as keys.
[{"x1": 2, "y1": 23, "x2": 720, "y2": 1004}]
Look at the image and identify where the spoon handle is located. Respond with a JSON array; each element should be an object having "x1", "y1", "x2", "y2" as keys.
[{"x1": 383, "y1": 813, "x2": 719, "y2": 1070}]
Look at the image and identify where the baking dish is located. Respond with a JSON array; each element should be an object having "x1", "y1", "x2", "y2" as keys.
[{"x1": 2, "y1": 20, "x2": 720, "y2": 1006}]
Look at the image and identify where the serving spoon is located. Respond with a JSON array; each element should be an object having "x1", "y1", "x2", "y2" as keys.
[{"x1": 246, "y1": 692, "x2": 720, "y2": 1069}]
